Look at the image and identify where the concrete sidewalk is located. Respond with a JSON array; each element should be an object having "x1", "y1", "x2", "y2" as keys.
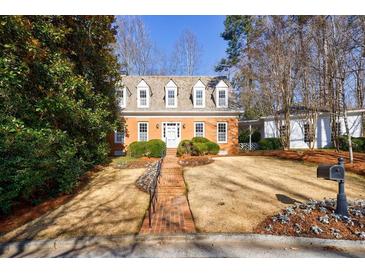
[{"x1": 1, "y1": 233, "x2": 364, "y2": 257}]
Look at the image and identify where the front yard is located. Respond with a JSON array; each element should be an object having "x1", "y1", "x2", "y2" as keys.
[
  {"x1": 184, "y1": 156, "x2": 365, "y2": 233},
  {"x1": 0, "y1": 165, "x2": 149, "y2": 242}
]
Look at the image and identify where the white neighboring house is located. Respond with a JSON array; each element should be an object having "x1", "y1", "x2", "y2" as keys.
[{"x1": 239, "y1": 108, "x2": 365, "y2": 149}]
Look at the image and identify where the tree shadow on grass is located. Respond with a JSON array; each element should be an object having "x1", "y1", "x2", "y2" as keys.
[{"x1": 0, "y1": 166, "x2": 149, "y2": 258}]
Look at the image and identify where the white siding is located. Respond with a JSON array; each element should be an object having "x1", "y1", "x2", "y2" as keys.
[{"x1": 262, "y1": 112, "x2": 363, "y2": 149}]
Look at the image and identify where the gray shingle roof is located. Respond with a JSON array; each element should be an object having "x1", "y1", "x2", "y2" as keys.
[{"x1": 120, "y1": 75, "x2": 241, "y2": 112}]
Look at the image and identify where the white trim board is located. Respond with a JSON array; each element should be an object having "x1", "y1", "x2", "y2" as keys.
[{"x1": 123, "y1": 115, "x2": 238, "y2": 118}]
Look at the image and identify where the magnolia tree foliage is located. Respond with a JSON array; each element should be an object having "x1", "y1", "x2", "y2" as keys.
[{"x1": 0, "y1": 16, "x2": 120, "y2": 214}]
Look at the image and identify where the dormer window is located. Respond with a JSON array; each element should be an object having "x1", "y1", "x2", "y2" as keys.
[
  {"x1": 216, "y1": 80, "x2": 228, "y2": 108},
  {"x1": 193, "y1": 80, "x2": 205, "y2": 108},
  {"x1": 120, "y1": 87, "x2": 126, "y2": 108},
  {"x1": 165, "y1": 80, "x2": 177, "y2": 108},
  {"x1": 137, "y1": 80, "x2": 150, "y2": 108}
]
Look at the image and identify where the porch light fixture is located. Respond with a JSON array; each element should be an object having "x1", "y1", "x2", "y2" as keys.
[
  {"x1": 183, "y1": 123, "x2": 186, "y2": 129},
  {"x1": 156, "y1": 123, "x2": 159, "y2": 129}
]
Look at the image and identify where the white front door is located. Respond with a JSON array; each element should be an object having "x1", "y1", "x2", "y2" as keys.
[{"x1": 164, "y1": 123, "x2": 180, "y2": 148}]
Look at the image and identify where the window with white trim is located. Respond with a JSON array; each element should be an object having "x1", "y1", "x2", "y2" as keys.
[
  {"x1": 165, "y1": 80, "x2": 177, "y2": 108},
  {"x1": 217, "y1": 89, "x2": 228, "y2": 107},
  {"x1": 138, "y1": 122, "x2": 148, "y2": 141},
  {"x1": 217, "y1": 122, "x2": 228, "y2": 143},
  {"x1": 119, "y1": 87, "x2": 126, "y2": 108},
  {"x1": 193, "y1": 80, "x2": 205, "y2": 108},
  {"x1": 114, "y1": 130, "x2": 125, "y2": 144},
  {"x1": 137, "y1": 80, "x2": 149, "y2": 108},
  {"x1": 194, "y1": 122, "x2": 205, "y2": 137},
  {"x1": 138, "y1": 89, "x2": 147, "y2": 107},
  {"x1": 195, "y1": 89, "x2": 204, "y2": 107},
  {"x1": 167, "y1": 89, "x2": 176, "y2": 107},
  {"x1": 216, "y1": 80, "x2": 229, "y2": 108}
]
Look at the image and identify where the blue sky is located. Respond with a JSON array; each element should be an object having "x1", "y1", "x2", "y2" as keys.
[{"x1": 141, "y1": 16, "x2": 228, "y2": 75}]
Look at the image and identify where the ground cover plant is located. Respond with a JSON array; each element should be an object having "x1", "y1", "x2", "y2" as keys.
[{"x1": 255, "y1": 199, "x2": 365, "y2": 240}]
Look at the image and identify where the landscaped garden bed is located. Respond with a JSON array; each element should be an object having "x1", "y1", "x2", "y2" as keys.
[
  {"x1": 178, "y1": 155, "x2": 214, "y2": 167},
  {"x1": 113, "y1": 156, "x2": 159, "y2": 169},
  {"x1": 255, "y1": 199, "x2": 365, "y2": 240}
]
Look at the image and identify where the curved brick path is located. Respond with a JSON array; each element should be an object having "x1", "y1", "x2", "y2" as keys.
[{"x1": 139, "y1": 149, "x2": 196, "y2": 234}]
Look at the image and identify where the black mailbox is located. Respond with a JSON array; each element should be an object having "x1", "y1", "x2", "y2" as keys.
[
  {"x1": 317, "y1": 164, "x2": 345, "y2": 181},
  {"x1": 316, "y1": 157, "x2": 348, "y2": 216}
]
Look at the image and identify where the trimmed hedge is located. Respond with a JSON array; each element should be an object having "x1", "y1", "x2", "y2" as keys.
[
  {"x1": 177, "y1": 138, "x2": 220, "y2": 156},
  {"x1": 206, "y1": 141, "x2": 220, "y2": 154},
  {"x1": 146, "y1": 139, "x2": 166, "y2": 157},
  {"x1": 177, "y1": 140, "x2": 193, "y2": 156},
  {"x1": 128, "y1": 139, "x2": 166, "y2": 158},
  {"x1": 191, "y1": 137, "x2": 210, "y2": 143},
  {"x1": 192, "y1": 142, "x2": 209, "y2": 156},
  {"x1": 258, "y1": 138, "x2": 282, "y2": 150},
  {"x1": 339, "y1": 136, "x2": 365, "y2": 152},
  {"x1": 128, "y1": 141, "x2": 148, "y2": 158}
]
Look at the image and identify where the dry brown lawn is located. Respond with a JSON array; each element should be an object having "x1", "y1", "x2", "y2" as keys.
[
  {"x1": 0, "y1": 166, "x2": 148, "y2": 242},
  {"x1": 184, "y1": 156, "x2": 365, "y2": 233}
]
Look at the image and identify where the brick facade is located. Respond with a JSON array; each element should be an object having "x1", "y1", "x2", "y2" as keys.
[{"x1": 109, "y1": 116, "x2": 239, "y2": 155}]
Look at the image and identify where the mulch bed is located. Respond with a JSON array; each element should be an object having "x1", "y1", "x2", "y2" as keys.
[
  {"x1": 255, "y1": 199, "x2": 365, "y2": 241},
  {"x1": 240, "y1": 150, "x2": 365, "y2": 176},
  {"x1": 178, "y1": 155, "x2": 214, "y2": 167},
  {"x1": 0, "y1": 165, "x2": 105, "y2": 235},
  {"x1": 115, "y1": 157, "x2": 159, "y2": 169}
]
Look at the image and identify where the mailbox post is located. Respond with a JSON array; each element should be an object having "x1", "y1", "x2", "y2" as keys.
[{"x1": 317, "y1": 157, "x2": 348, "y2": 216}]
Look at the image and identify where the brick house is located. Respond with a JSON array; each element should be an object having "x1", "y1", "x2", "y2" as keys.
[{"x1": 109, "y1": 75, "x2": 243, "y2": 155}]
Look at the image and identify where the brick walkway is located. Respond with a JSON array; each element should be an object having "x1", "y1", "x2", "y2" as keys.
[{"x1": 139, "y1": 149, "x2": 196, "y2": 234}]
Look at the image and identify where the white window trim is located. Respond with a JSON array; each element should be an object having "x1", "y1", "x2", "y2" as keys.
[
  {"x1": 138, "y1": 122, "x2": 149, "y2": 142},
  {"x1": 194, "y1": 122, "x2": 205, "y2": 137},
  {"x1": 120, "y1": 87, "x2": 127, "y2": 108},
  {"x1": 165, "y1": 87, "x2": 177, "y2": 108},
  {"x1": 216, "y1": 80, "x2": 229, "y2": 108},
  {"x1": 216, "y1": 88, "x2": 228, "y2": 108},
  {"x1": 137, "y1": 80, "x2": 150, "y2": 108},
  {"x1": 193, "y1": 80, "x2": 206, "y2": 108},
  {"x1": 114, "y1": 130, "x2": 124, "y2": 144},
  {"x1": 217, "y1": 122, "x2": 228, "y2": 144}
]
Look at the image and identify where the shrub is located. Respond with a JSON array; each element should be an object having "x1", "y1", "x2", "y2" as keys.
[
  {"x1": 206, "y1": 141, "x2": 220, "y2": 155},
  {"x1": 0, "y1": 120, "x2": 86, "y2": 214},
  {"x1": 339, "y1": 136, "x2": 365, "y2": 152},
  {"x1": 252, "y1": 131, "x2": 261, "y2": 142},
  {"x1": 238, "y1": 130, "x2": 261, "y2": 143},
  {"x1": 192, "y1": 142, "x2": 209, "y2": 156},
  {"x1": 128, "y1": 141, "x2": 147, "y2": 158},
  {"x1": 177, "y1": 140, "x2": 193, "y2": 156},
  {"x1": 258, "y1": 138, "x2": 282, "y2": 150},
  {"x1": 146, "y1": 139, "x2": 166, "y2": 157},
  {"x1": 191, "y1": 137, "x2": 210, "y2": 143}
]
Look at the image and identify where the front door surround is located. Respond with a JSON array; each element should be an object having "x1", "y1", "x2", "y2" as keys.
[{"x1": 163, "y1": 122, "x2": 180, "y2": 148}]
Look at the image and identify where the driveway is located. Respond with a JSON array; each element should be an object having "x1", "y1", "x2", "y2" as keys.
[
  {"x1": 183, "y1": 156, "x2": 365, "y2": 233},
  {"x1": 0, "y1": 166, "x2": 149, "y2": 242}
]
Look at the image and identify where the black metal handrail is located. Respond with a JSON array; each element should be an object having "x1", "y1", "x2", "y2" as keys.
[{"x1": 147, "y1": 150, "x2": 165, "y2": 228}]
